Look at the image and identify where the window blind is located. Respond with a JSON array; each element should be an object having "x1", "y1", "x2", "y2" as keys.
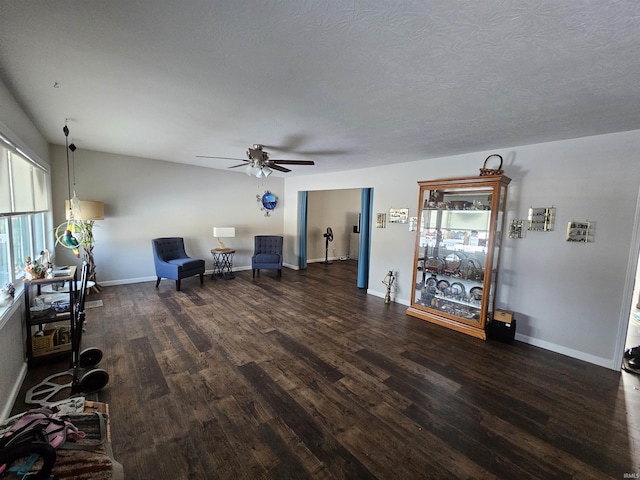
[
  {"x1": 0, "y1": 143, "x2": 49, "y2": 215},
  {"x1": 0, "y1": 145, "x2": 10, "y2": 213}
]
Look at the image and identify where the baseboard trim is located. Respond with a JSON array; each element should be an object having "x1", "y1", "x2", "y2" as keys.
[
  {"x1": 1, "y1": 361, "x2": 27, "y2": 421},
  {"x1": 514, "y1": 333, "x2": 619, "y2": 371}
]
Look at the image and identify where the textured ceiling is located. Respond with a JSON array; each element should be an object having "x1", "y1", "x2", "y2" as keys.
[{"x1": 0, "y1": 1, "x2": 639, "y2": 176}]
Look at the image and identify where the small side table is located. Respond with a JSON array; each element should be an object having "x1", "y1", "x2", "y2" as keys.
[{"x1": 211, "y1": 248, "x2": 235, "y2": 280}]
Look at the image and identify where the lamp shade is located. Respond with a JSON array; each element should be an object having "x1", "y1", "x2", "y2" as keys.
[
  {"x1": 213, "y1": 227, "x2": 235, "y2": 238},
  {"x1": 65, "y1": 200, "x2": 105, "y2": 221}
]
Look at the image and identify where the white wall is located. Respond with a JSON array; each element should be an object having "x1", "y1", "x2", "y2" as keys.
[
  {"x1": 284, "y1": 130, "x2": 640, "y2": 370},
  {"x1": 0, "y1": 80, "x2": 49, "y2": 165},
  {"x1": 0, "y1": 302, "x2": 27, "y2": 420},
  {"x1": 0, "y1": 81, "x2": 50, "y2": 419},
  {"x1": 49, "y1": 145, "x2": 286, "y2": 283}
]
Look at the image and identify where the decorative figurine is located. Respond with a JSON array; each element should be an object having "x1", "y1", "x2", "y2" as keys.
[
  {"x1": 382, "y1": 270, "x2": 396, "y2": 304},
  {"x1": 24, "y1": 256, "x2": 46, "y2": 279}
]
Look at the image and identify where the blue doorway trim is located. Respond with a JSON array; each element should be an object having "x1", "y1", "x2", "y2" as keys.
[
  {"x1": 357, "y1": 188, "x2": 373, "y2": 289},
  {"x1": 298, "y1": 191, "x2": 308, "y2": 269}
]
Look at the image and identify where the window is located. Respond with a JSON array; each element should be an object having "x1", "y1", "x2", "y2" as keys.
[
  {"x1": 11, "y1": 215, "x2": 32, "y2": 279},
  {"x1": 0, "y1": 213, "x2": 50, "y2": 318},
  {"x1": 0, "y1": 133, "x2": 51, "y2": 319},
  {"x1": 32, "y1": 213, "x2": 47, "y2": 257},
  {"x1": 0, "y1": 217, "x2": 9, "y2": 287}
]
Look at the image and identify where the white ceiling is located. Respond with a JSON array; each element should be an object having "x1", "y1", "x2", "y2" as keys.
[{"x1": 1, "y1": 1, "x2": 639, "y2": 176}]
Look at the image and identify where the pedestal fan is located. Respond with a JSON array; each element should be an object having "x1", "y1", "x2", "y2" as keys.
[{"x1": 323, "y1": 227, "x2": 333, "y2": 264}]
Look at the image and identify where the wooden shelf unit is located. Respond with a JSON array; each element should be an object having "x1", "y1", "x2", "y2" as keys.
[{"x1": 24, "y1": 266, "x2": 77, "y2": 367}]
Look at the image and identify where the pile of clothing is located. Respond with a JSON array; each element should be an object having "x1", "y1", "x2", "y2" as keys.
[{"x1": 0, "y1": 397, "x2": 111, "y2": 480}]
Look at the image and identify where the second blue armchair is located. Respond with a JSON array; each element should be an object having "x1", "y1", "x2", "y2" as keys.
[{"x1": 251, "y1": 235, "x2": 283, "y2": 278}]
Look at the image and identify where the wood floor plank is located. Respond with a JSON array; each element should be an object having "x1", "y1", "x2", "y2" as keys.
[
  {"x1": 369, "y1": 400, "x2": 499, "y2": 480},
  {"x1": 238, "y1": 361, "x2": 377, "y2": 479},
  {"x1": 255, "y1": 421, "x2": 314, "y2": 480},
  {"x1": 11, "y1": 260, "x2": 639, "y2": 479},
  {"x1": 267, "y1": 330, "x2": 345, "y2": 383},
  {"x1": 129, "y1": 336, "x2": 171, "y2": 400}
]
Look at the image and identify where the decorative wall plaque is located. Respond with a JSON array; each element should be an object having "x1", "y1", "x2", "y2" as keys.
[
  {"x1": 508, "y1": 219, "x2": 526, "y2": 239},
  {"x1": 566, "y1": 221, "x2": 591, "y2": 242},
  {"x1": 528, "y1": 206, "x2": 555, "y2": 231},
  {"x1": 389, "y1": 208, "x2": 409, "y2": 224}
]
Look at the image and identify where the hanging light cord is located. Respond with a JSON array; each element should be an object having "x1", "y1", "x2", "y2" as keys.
[{"x1": 63, "y1": 124, "x2": 72, "y2": 209}]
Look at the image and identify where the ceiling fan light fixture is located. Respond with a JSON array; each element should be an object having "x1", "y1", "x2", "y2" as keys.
[{"x1": 199, "y1": 143, "x2": 315, "y2": 176}]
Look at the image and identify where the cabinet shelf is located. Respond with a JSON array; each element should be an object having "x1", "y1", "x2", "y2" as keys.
[
  {"x1": 407, "y1": 175, "x2": 510, "y2": 339},
  {"x1": 32, "y1": 342, "x2": 72, "y2": 358},
  {"x1": 28, "y1": 313, "x2": 71, "y2": 327}
]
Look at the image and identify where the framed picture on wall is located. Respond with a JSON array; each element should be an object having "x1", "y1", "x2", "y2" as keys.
[{"x1": 389, "y1": 208, "x2": 409, "y2": 224}]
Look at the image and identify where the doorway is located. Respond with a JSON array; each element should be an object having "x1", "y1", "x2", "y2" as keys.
[
  {"x1": 624, "y1": 260, "x2": 640, "y2": 366},
  {"x1": 298, "y1": 188, "x2": 372, "y2": 288}
]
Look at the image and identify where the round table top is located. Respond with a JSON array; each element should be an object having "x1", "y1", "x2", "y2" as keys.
[{"x1": 211, "y1": 248, "x2": 235, "y2": 254}]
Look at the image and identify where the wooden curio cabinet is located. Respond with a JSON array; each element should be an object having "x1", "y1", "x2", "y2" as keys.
[{"x1": 406, "y1": 175, "x2": 510, "y2": 339}]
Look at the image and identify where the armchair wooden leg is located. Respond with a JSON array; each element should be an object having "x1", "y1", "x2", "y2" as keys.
[
  {"x1": 278, "y1": 269, "x2": 281, "y2": 277},
  {"x1": 199, "y1": 273, "x2": 204, "y2": 285},
  {"x1": 252, "y1": 269, "x2": 256, "y2": 278},
  {"x1": 156, "y1": 277, "x2": 161, "y2": 288},
  {"x1": 176, "y1": 279, "x2": 181, "y2": 291}
]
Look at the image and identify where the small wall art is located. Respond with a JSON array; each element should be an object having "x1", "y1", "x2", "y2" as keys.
[
  {"x1": 508, "y1": 219, "x2": 526, "y2": 239},
  {"x1": 566, "y1": 221, "x2": 591, "y2": 242},
  {"x1": 528, "y1": 206, "x2": 555, "y2": 231},
  {"x1": 376, "y1": 213, "x2": 386, "y2": 228},
  {"x1": 389, "y1": 208, "x2": 409, "y2": 224}
]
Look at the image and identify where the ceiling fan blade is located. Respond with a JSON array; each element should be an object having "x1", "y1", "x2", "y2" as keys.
[
  {"x1": 228, "y1": 163, "x2": 248, "y2": 169},
  {"x1": 262, "y1": 134, "x2": 307, "y2": 152},
  {"x1": 196, "y1": 155, "x2": 246, "y2": 161},
  {"x1": 269, "y1": 164, "x2": 291, "y2": 173},
  {"x1": 263, "y1": 136, "x2": 350, "y2": 156},
  {"x1": 294, "y1": 148, "x2": 351, "y2": 156},
  {"x1": 272, "y1": 160, "x2": 315, "y2": 165}
]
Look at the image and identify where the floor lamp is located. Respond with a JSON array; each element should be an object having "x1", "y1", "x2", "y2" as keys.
[{"x1": 65, "y1": 199, "x2": 105, "y2": 294}]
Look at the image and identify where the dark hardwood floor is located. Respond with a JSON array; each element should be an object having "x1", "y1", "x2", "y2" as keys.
[{"x1": 12, "y1": 260, "x2": 640, "y2": 479}]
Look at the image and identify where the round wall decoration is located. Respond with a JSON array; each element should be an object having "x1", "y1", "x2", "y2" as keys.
[{"x1": 257, "y1": 191, "x2": 278, "y2": 216}]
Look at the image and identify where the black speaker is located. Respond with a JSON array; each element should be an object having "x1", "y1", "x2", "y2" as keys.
[{"x1": 486, "y1": 310, "x2": 516, "y2": 343}]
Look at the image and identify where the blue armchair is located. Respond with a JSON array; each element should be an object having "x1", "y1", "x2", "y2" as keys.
[
  {"x1": 152, "y1": 237, "x2": 205, "y2": 291},
  {"x1": 252, "y1": 235, "x2": 283, "y2": 278}
]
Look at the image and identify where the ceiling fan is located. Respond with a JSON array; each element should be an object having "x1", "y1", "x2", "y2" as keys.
[{"x1": 197, "y1": 144, "x2": 315, "y2": 177}]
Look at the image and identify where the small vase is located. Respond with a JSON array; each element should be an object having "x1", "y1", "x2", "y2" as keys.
[{"x1": 0, "y1": 290, "x2": 11, "y2": 307}]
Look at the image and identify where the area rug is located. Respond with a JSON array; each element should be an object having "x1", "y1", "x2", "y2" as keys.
[{"x1": 85, "y1": 300, "x2": 103, "y2": 309}]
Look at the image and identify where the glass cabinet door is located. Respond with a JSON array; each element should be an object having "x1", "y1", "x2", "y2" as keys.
[{"x1": 408, "y1": 175, "x2": 510, "y2": 339}]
